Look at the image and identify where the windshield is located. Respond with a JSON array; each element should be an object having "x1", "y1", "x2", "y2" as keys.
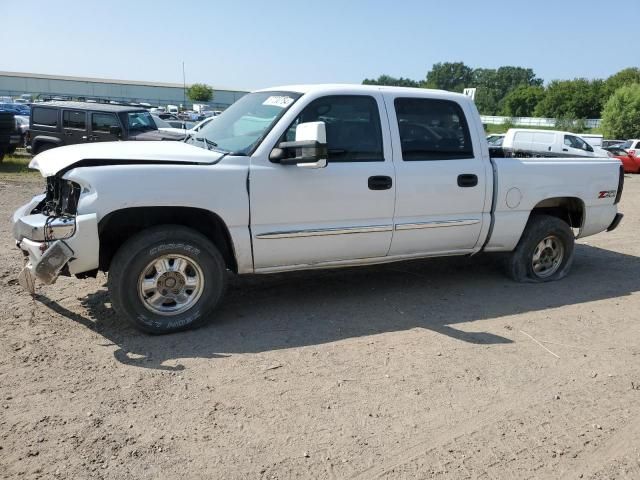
[
  {"x1": 151, "y1": 115, "x2": 172, "y2": 128},
  {"x1": 621, "y1": 140, "x2": 632, "y2": 149},
  {"x1": 126, "y1": 111, "x2": 156, "y2": 131},
  {"x1": 188, "y1": 91, "x2": 301, "y2": 154}
]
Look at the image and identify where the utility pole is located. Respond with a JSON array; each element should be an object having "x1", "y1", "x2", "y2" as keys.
[{"x1": 182, "y1": 61, "x2": 186, "y2": 111}]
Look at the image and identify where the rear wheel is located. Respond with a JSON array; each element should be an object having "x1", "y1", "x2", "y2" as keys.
[
  {"x1": 506, "y1": 214, "x2": 575, "y2": 283},
  {"x1": 108, "y1": 225, "x2": 227, "y2": 334}
]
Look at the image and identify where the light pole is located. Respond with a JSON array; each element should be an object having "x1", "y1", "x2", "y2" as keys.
[{"x1": 182, "y1": 61, "x2": 186, "y2": 111}]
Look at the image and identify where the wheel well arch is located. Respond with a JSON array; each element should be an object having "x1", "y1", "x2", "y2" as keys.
[
  {"x1": 529, "y1": 197, "x2": 585, "y2": 229},
  {"x1": 32, "y1": 136, "x2": 62, "y2": 153},
  {"x1": 98, "y1": 206, "x2": 238, "y2": 273}
]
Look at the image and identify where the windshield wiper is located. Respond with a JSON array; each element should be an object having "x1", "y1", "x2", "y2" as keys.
[
  {"x1": 194, "y1": 136, "x2": 230, "y2": 154},
  {"x1": 196, "y1": 137, "x2": 218, "y2": 150}
]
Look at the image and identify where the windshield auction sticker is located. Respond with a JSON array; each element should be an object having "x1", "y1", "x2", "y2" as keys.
[{"x1": 262, "y1": 96, "x2": 294, "y2": 108}]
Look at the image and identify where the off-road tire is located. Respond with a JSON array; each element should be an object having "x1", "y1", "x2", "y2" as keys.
[
  {"x1": 506, "y1": 214, "x2": 575, "y2": 283},
  {"x1": 108, "y1": 225, "x2": 227, "y2": 334}
]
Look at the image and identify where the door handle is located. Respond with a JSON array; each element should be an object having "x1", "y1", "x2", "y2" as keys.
[
  {"x1": 562, "y1": 148, "x2": 568, "y2": 152},
  {"x1": 368, "y1": 175, "x2": 392, "y2": 190},
  {"x1": 457, "y1": 174, "x2": 478, "y2": 187}
]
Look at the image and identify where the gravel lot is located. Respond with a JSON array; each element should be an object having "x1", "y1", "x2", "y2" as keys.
[{"x1": 1, "y1": 174, "x2": 639, "y2": 479}]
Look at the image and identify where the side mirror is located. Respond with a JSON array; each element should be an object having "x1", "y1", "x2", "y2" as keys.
[
  {"x1": 270, "y1": 121, "x2": 328, "y2": 168},
  {"x1": 109, "y1": 125, "x2": 122, "y2": 136}
]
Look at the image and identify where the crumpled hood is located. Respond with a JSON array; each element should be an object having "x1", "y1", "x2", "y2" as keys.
[
  {"x1": 29, "y1": 141, "x2": 224, "y2": 177},
  {"x1": 129, "y1": 129, "x2": 186, "y2": 141}
]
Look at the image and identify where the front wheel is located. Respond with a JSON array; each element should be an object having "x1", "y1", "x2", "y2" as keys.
[
  {"x1": 108, "y1": 225, "x2": 227, "y2": 334},
  {"x1": 506, "y1": 214, "x2": 575, "y2": 283}
]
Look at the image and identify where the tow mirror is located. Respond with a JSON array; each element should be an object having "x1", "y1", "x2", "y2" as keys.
[{"x1": 271, "y1": 121, "x2": 328, "y2": 168}]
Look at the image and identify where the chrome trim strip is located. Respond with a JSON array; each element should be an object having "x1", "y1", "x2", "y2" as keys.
[
  {"x1": 395, "y1": 219, "x2": 480, "y2": 231},
  {"x1": 255, "y1": 225, "x2": 393, "y2": 239}
]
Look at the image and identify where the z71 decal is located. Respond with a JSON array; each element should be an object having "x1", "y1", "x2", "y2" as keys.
[{"x1": 598, "y1": 190, "x2": 617, "y2": 199}]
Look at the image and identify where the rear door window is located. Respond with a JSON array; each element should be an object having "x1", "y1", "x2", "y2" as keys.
[
  {"x1": 394, "y1": 98, "x2": 473, "y2": 160},
  {"x1": 63, "y1": 110, "x2": 87, "y2": 130}
]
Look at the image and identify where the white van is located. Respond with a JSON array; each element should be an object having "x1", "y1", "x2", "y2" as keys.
[
  {"x1": 167, "y1": 104, "x2": 179, "y2": 115},
  {"x1": 501, "y1": 129, "x2": 609, "y2": 158}
]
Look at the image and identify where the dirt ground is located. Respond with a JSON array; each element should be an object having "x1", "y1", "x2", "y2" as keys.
[{"x1": 1, "y1": 174, "x2": 639, "y2": 480}]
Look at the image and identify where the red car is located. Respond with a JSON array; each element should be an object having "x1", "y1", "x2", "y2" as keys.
[{"x1": 604, "y1": 147, "x2": 640, "y2": 173}]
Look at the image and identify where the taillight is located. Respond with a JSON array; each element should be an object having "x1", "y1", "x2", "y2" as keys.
[{"x1": 614, "y1": 165, "x2": 624, "y2": 204}]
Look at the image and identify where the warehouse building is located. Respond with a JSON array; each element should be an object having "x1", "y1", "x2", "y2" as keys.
[{"x1": 0, "y1": 71, "x2": 247, "y2": 109}]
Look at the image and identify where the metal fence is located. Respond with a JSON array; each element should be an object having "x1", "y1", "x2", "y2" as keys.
[{"x1": 481, "y1": 115, "x2": 601, "y2": 129}]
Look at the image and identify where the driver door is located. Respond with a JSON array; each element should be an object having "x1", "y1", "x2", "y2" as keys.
[{"x1": 249, "y1": 94, "x2": 396, "y2": 270}]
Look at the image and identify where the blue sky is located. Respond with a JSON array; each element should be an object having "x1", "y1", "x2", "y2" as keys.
[{"x1": 1, "y1": 0, "x2": 638, "y2": 91}]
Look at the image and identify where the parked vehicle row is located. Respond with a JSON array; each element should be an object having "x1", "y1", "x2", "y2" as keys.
[
  {"x1": 13, "y1": 84, "x2": 624, "y2": 334},
  {"x1": 485, "y1": 130, "x2": 640, "y2": 173}
]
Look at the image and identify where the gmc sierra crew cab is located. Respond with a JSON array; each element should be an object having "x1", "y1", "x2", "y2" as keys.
[{"x1": 12, "y1": 85, "x2": 624, "y2": 333}]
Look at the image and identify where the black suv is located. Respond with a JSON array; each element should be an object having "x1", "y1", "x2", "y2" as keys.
[
  {"x1": 0, "y1": 112, "x2": 22, "y2": 162},
  {"x1": 28, "y1": 102, "x2": 186, "y2": 155}
]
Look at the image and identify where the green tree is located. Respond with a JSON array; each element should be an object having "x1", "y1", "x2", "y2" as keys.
[
  {"x1": 501, "y1": 85, "x2": 546, "y2": 117},
  {"x1": 424, "y1": 62, "x2": 473, "y2": 92},
  {"x1": 601, "y1": 84, "x2": 640, "y2": 139},
  {"x1": 186, "y1": 83, "x2": 214, "y2": 102},
  {"x1": 603, "y1": 67, "x2": 640, "y2": 99},
  {"x1": 534, "y1": 79, "x2": 603, "y2": 118},
  {"x1": 362, "y1": 75, "x2": 420, "y2": 87},
  {"x1": 473, "y1": 66, "x2": 542, "y2": 115}
]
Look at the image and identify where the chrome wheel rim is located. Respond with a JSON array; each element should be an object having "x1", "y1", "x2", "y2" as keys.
[
  {"x1": 137, "y1": 254, "x2": 205, "y2": 316},
  {"x1": 531, "y1": 235, "x2": 564, "y2": 278}
]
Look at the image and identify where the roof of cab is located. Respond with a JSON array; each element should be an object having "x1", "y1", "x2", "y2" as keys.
[{"x1": 256, "y1": 83, "x2": 467, "y2": 100}]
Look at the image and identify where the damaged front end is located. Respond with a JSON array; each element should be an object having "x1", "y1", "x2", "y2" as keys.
[{"x1": 13, "y1": 175, "x2": 98, "y2": 293}]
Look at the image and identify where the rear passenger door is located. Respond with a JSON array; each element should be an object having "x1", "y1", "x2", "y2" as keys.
[
  {"x1": 386, "y1": 95, "x2": 489, "y2": 256},
  {"x1": 90, "y1": 112, "x2": 121, "y2": 142},
  {"x1": 62, "y1": 110, "x2": 88, "y2": 145}
]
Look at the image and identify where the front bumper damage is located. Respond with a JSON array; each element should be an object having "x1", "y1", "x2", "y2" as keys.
[{"x1": 12, "y1": 196, "x2": 99, "y2": 293}]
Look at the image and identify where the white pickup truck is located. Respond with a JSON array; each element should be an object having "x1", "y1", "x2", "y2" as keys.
[{"x1": 12, "y1": 85, "x2": 624, "y2": 333}]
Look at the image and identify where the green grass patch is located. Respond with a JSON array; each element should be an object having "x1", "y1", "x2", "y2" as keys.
[{"x1": 0, "y1": 153, "x2": 40, "y2": 180}]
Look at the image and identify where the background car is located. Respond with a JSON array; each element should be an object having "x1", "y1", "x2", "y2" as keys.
[
  {"x1": 29, "y1": 101, "x2": 185, "y2": 154},
  {"x1": 0, "y1": 102, "x2": 30, "y2": 116},
  {"x1": 621, "y1": 139, "x2": 640, "y2": 156},
  {"x1": 604, "y1": 146, "x2": 640, "y2": 173},
  {"x1": 15, "y1": 115, "x2": 29, "y2": 147}
]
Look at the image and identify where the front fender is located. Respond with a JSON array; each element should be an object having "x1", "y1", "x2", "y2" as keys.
[{"x1": 62, "y1": 159, "x2": 253, "y2": 273}]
